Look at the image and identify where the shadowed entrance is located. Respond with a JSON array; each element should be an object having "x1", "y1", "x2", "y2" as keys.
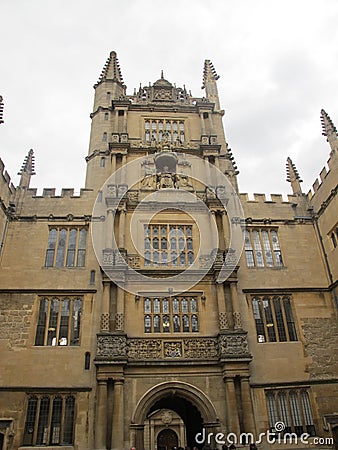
[{"x1": 149, "y1": 396, "x2": 203, "y2": 449}]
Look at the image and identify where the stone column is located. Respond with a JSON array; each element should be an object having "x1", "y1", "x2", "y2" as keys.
[
  {"x1": 121, "y1": 155, "x2": 127, "y2": 184},
  {"x1": 106, "y1": 208, "x2": 115, "y2": 249},
  {"x1": 101, "y1": 281, "x2": 110, "y2": 332},
  {"x1": 111, "y1": 380, "x2": 124, "y2": 450},
  {"x1": 118, "y1": 207, "x2": 126, "y2": 249},
  {"x1": 111, "y1": 154, "x2": 117, "y2": 175},
  {"x1": 115, "y1": 286, "x2": 125, "y2": 332},
  {"x1": 208, "y1": 114, "x2": 215, "y2": 135},
  {"x1": 241, "y1": 376, "x2": 256, "y2": 435},
  {"x1": 200, "y1": 112, "x2": 206, "y2": 135},
  {"x1": 135, "y1": 425, "x2": 145, "y2": 450},
  {"x1": 224, "y1": 377, "x2": 240, "y2": 436},
  {"x1": 95, "y1": 379, "x2": 108, "y2": 450},
  {"x1": 221, "y1": 210, "x2": 229, "y2": 249},
  {"x1": 230, "y1": 282, "x2": 242, "y2": 329},
  {"x1": 123, "y1": 109, "x2": 128, "y2": 133},
  {"x1": 216, "y1": 282, "x2": 229, "y2": 331}
]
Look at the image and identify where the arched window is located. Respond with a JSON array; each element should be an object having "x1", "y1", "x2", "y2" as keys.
[
  {"x1": 144, "y1": 315, "x2": 151, "y2": 333},
  {"x1": 191, "y1": 314, "x2": 198, "y2": 332},
  {"x1": 55, "y1": 229, "x2": 67, "y2": 267},
  {"x1": 153, "y1": 315, "x2": 160, "y2": 332},
  {"x1": 45, "y1": 229, "x2": 57, "y2": 267},
  {"x1": 102, "y1": 132, "x2": 107, "y2": 142},
  {"x1": 66, "y1": 229, "x2": 77, "y2": 267},
  {"x1": 173, "y1": 315, "x2": 180, "y2": 332}
]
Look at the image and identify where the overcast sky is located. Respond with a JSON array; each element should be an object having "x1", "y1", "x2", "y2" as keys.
[{"x1": 1, "y1": 0, "x2": 337, "y2": 197}]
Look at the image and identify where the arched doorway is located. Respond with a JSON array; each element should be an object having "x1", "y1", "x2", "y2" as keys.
[
  {"x1": 148, "y1": 396, "x2": 203, "y2": 449},
  {"x1": 157, "y1": 428, "x2": 178, "y2": 450},
  {"x1": 131, "y1": 381, "x2": 219, "y2": 450}
]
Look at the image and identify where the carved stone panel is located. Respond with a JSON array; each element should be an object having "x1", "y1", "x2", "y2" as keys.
[
  {"x1": 128, "y1": 339, "x2": 162, "y2": 359},
  {"x1": 218, "y1": 333, "x2": 249, "y2": 356},
  {"x1": 96, "y1": 334, "x2": 127, "y2": 359}
]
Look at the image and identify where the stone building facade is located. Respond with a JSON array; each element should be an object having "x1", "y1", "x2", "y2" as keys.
[{"x1": 0, "y1": 51, "x2": 337, "y2": 450}]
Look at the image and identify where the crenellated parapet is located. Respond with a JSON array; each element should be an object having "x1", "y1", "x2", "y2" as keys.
[{"x1": 0, "y1": 158, "x2": 16, "y2": 201}]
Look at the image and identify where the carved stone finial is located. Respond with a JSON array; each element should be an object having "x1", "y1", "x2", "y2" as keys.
[
  {"x1": 18, "y1": 149, "x2": 36, "y2": 189},
  {"x1": 0, "y1": 95, "x2": 4, "y2": 124},
  {"x1": 321, "y1": 109, "x2": 337, "y2": 141},
  {"x1": 95, "y1": 51, "x2": 125, "y2": 87},
  {"x1": 202, "y1": 59, "x2": 220, "y2": 89},
  {"x1": 286, "y1": 157, "x2": 302, "y2": 195}
]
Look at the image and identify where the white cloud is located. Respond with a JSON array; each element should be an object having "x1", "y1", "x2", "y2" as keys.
[{"x1": 0, "y1": 0, "x2": 337, "y2": 195}]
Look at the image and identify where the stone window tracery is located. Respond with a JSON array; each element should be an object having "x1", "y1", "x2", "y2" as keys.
[
  {"x1": 244, "y1": 229, "x2": 283, "y2": 268},
  {"x1": 252, "y1": 295, "x2": 297, "y2": 343},
  {"x1": 23, "y1": 394, "x2": 75, "y2": 446},
  {"x1": 144, "y1": 224, "x2": 194, "y2": 268},
  {"x1": 45, "y1": 227, "x2": 87, "y2": 268},
  {"x1": 35, "y1": 296, "x2": 82, "y2": 346},
  {"x1": 265, "y1": 389, "x2": 315, "y2": 436},
  {"x1": 144, "y1": 296, "x2": 199, "y2": 333},
  {"x1": 144, "y1": 119, "x2": 185, "y2": 143}
]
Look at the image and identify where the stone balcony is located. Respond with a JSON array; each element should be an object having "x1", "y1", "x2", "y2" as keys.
[{"x1": 95, "y1": 331, "x2": 251, "y2": 364}]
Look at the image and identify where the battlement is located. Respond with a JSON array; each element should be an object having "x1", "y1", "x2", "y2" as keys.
[
  {"x1": 307, "y1": 151, "x2": 337, "y2": 201},
  {"x1": 239, "y1": 193, "x2": 299, "y2": 204},
  {"x1": 25, "y1": 187, "x2": 93, "y2": 198},
  {"x1": 0, "y1": 158, "x2": 16, "y2": 195}
]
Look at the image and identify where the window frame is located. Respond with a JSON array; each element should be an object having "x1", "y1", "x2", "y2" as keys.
[
  {"x1": 143, "y1": 296, "x2": 199, "y2": 334},
  {"x1": 251, "y1": 295, "x2": 298, "y2": 343},
  {"x1": 244, "y1": 228, "x2": 284, "y2": 268},
  {"x1": 265, "y1": 389, "x2": 316, "y2": 437},
  {"x1": 143, "y1": 223, "x2": 194, "y2": 268},
  {"x1": 23, "y1": 394, "x2": 76, "y2": 446},
  {"x1": 34, "y1": 296, "x2": 83, "y2": 347},
  {"x1": 45, "y1": 227, "x2": 88, "y2": 268}
]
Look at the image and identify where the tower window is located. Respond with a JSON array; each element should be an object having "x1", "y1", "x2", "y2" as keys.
[
  {"x1": 106, "y1": 92, "x2": 111, "y2": 100},
  {"x1": 102, "y1": 132, "x2": 107, "y2": 142},
  {"x1": 100, "y1": 157, "x2": 106, "y2": 167},
  {"x1": 104, "y1": 112, "x2": 109, "y2": 120},
  {"x1": 203, "y1": 112, "x2": 209, "y2": 119},
  {"x1": 143, "y1": 296, "x2": 199, "y2": 333},
  {"x1": 143, "y1": 224, "x2": 194, "y2": 268},
  {"x1": 118, "y1": 110, "x2": 124, "y2": 116},
  {"x1": 144, "y1": 119, "x2": 185, "y2": 144}
]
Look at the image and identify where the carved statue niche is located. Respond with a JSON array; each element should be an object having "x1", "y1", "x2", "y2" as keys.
[{"x1": 154, "y1": 150, "x2": 178, "y2": 189}]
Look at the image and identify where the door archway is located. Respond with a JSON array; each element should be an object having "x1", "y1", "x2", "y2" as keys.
[
  {"x1": 131, "y1": 381, "x2": 219, "y2": 450},
  {"x1": 157, "y1": 428, "x2": 178, "y2": 450}
]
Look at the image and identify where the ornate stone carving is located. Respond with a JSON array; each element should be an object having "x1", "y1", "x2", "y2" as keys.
[
  {"x1": 96, "y1": 334, "x2": 127, "y2": 359},
  {"x1": 183, "y1": 338, "x2": 218, "y2": 358},
  {"x1": 219, "y1": 312, "x2": 230, "y2": 331},
  {"x1": 127, "y1": 255, "x2": 141, "y2": 269},
  {"x1": 161, "y1": 411, "x2": 173, "y2": 425},
  {"x1": 233, "y1": 312, "x2": 242, "y2": 329},
  {"x1": 128, "y1": 339, "x2": 162, "y2": 359},
  {"x1": 115, "y1": 313, "x2": 125, "y2": 331},
  {"x1": 100, "y1": 313, "x2": 110, "y2": 332},
  {"x1": 164, "y1": 341, "x2": 182, "y2": 357},
  {"x1": 218, "y1": 333, "x2": 249, "y2": 356}
]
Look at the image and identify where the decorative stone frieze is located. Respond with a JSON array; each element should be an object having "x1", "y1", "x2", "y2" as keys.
[
  {"x1": 218, "y1": 332, "x2": 250, "y2": 357},
  {"x1": 96, "y1": 334, "x2": 128, "y2": 359}
]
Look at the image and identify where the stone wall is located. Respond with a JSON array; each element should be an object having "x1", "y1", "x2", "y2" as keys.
[
  {"x1": 302, "y1": 315, "x2": 338, "y2": 379},
  {"x1": 0, "y1": 294, "x2": 34, "y2": 349}
]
